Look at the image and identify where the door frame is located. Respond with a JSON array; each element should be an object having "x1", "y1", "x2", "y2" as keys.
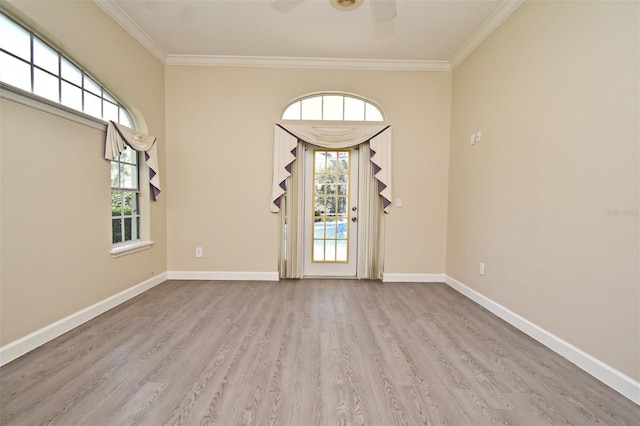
[{"x1": 302, "y1": 146, "x2": 359, "y2": 277}]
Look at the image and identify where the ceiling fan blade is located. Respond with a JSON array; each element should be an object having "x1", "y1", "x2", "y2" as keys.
[
  {"x1": 371, "y1": 0, "x2": 397, "y2": 23},
  {"x1": 271, "y1": 0, "x2": 304, "y2": 13}
]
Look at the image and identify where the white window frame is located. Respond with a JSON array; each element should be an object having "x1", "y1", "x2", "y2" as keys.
[
  {"x1": 110, "y1": 148, "x2": 141, "y2": 244},
  {"x1": 0, "y1": 10, "x2": 152, "y2": 257}
]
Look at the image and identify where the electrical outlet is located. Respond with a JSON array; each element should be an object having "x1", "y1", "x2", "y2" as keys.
[
  {"x1": 480, "y1": 262, "x2": 485, "y2": 276},
  {"x1": 195, "y1": 247, "x2": 203, "y2": 258}
]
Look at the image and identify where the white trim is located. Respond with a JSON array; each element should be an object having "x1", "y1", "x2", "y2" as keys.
[
  {"x1": 166, "y1": 271, "x2": 280, "y2": 281},
  {"x1": 93, "y1": 0, "x2": 167, "y2": 63},
  {"x1": 0, "y1": 84, "x2": 106, "y2": 130},
  {"x1": 111, "y1": 240, "x2": 154, "y2": 257},
  {"x1": 0, "y1": 272, "x2": 168, "y2": 367},
  {"x1": 450, "y1": 0, "x2": 525, "y2": 69},
  {"x1": 382, "y1": 273, "x2": 446, "y2": 283},
  {"x1": 444, "y1": 275, "x2": 640, "y2": 405},
  {"x1": 165, "y1": 55, "x2": 451, "y2": 71}
]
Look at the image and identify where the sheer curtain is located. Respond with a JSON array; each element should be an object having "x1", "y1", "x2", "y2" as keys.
[
  {"x1": 271, "y1": 124, "x2": 392, "y2": 279},
  {"x1": 357, "y1": 142, "x2": 385, "y2": 279},
  {"x1": 279, "y1": 141, "x2": 305, "y2": 279}
]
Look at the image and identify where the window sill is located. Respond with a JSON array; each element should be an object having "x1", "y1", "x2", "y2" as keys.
[
  {"x1": 111, "y1": 240, "x2": 154, "y2": 258},
  {"x1": 1, "y1": 83, "x2": 108, "y2": 131}
]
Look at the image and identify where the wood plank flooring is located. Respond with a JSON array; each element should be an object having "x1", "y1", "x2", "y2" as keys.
[{"x1": 1, "y1": 280, "x2": 638, "y2": 425}]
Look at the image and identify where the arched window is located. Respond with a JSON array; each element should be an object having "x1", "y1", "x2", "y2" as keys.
[
  {"x1": 282, "y1": 93, "x2": 384, "y2": 122},
  {"x1": 1, "y1": 11, "x2": 143, "y2": 248},
  {"x1": 0, "y1": 12, "x2": 133, "y2": 126}
]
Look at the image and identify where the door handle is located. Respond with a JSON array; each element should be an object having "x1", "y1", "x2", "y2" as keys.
[
  {"x1": 352, "y1": 217, "x2": 357, "y2": 222},
  {"x1": 352, "y1": 207, "x2": 357, "y2": 211}
]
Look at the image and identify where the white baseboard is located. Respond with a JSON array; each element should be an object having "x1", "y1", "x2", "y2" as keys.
[
  {"x1": 0, "y1": 272, "x2": 168, "y2": 367},
  {"x1": 166, "y1": 271, "x2": 280, "y2": 281},
  {"x1": 444, "y1": 275, "x2": 640, "y2": 405},
  {"x1": 382, "y1": 273, "x2": 446, "y2": 283}
]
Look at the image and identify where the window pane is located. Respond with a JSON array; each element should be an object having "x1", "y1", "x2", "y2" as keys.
[
  {"x1": 282, "y1": 101, "x2": 301, "y2": 120},
  {"x1": 325, "y1": 240, "x2": 336, "y2": 261},
  {"x1": 61, "y1": 81, "x2": 82, "y2": 110},
  {"x1": 314, "y1": 151, "x2": 325, "y2": 173},
  {"x1": 336, "y1": 240, "x2": 347, "y2": 261},
  {"x1": 314, "y1": 195, "x2": 325, "y2": 216},
  {"x1": 84, "y1": 91, "x2": 101, "y2": 118},
  {"x1": 0, "y1": 14, "x2": 31, "y2": 61},
  {"x1": 301, "y1": 96, "x2": 322, "y2": 120},
  {"x1": 124, "y1": 217, "x2": 133, "y2": 241},
  {"x1": 314, "y1": 175, "x2": 325, "y2": 194},
  {"x1": 61, "y1": 57, "x2": 81, "y2": 85},
  {"x1": 326, "y1": 151, "x2": 337, "y2": 173},
  {"x1": 338, "y1": 151, "x2": 349, "y2": 173},
  {"x1": 112, "y1": 218, "x2": 122, "y2": 243},
  {"x1": 119, "y1": 107, "x2": 133, "y2": 127},
  {"x1": 103, "y1": 100, "x2": 118, "y2": 122},
  {"x1": 103, "y1": 90, "x2": 116, "y2": 103},
  {"x1": 0, "y1": 51, "x2": 30, "y2": 91},
  {"x1": 314, "y1": 218, "x2": 325, "y2": 238},
  {"x1": 313, "y1": 239, "x2": 325, "y2": 261},
  {"x1": 124, "y1": 191, "x2": 138, "y2": 215},
  {"x1": 337, "y1": 219, "x2": 348, "y2": 239},
  {"x1": 124, "y1": 216, "x2": 139, "y2": 241},
  {"x1": 365, "y1": 102, "x2": 383, "y2": 121},
  {"x1": 83, "y1": 74, "x2": 101, "y2": 96},
  {"x1": 110, "y1": 163, "x2": 120, "y2": 188},
  {"x1": 33, "y1": 38, "x2": 58, "y2": 75},
  {"x1": 120, "y1": 164, "x2": 138, "y2": 189},
  {"x1": 33, "y1": 68, "x2": 58, "y2": 102},
  {"x1": 344, "y1": 97, "x2": 365, "y2": 121},
  {"x1": 326, "y1": 197, "x2": 336, "y2": 217},
  {"x1": 322, "y1": 95, "x2": 343, "y2": 120},
  {"x1": 119, "y1": 147, "x2": 135, "y2": 164},
  {"x1": 111, "y1": 191, "x2": 122, "y2": 216}
]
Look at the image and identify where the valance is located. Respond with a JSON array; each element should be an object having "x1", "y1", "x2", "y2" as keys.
[
  {"x1": 271, "y1": 124, "x2": 392, "y2": 213},
  {"x1": 105, "y1": 121, "x2": 161, "y2": 200},
  {"x1": 279, "y1": 124, "x2": 388, "y2": 148}
]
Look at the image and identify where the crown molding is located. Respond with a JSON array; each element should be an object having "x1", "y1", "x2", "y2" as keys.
[
  {"x1": 450, "y1": 0, "x2": 525, "y2": 69},
  {"x1": 165, "y1": 55, "x2": 451, "y2": 71},
  {"x1": 94, "y1": 0, "x2": 519, "y2": 72},
  {"x1": 93, "y1": 0, "x2": 167, "y2": 63}
]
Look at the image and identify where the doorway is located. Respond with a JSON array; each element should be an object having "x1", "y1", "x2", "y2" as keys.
[
  {"x1": 303, "y1": 147, "x2": 359, "y2": 277},
  {"x1": 272, "y1": 123, "x2": 391, "y2": 280}
]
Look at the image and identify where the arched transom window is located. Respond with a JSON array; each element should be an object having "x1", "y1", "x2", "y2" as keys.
[
  {"x1": 282, "y1": 93, "x2": 384, "y2": 122},
  {"x1": 0, "y1": 12, "x2": 133, "y2": 126}
]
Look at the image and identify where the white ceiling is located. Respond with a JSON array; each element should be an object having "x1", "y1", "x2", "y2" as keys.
[{"x1": 96, "y1": 0, "x2": 523, "y2": 70}]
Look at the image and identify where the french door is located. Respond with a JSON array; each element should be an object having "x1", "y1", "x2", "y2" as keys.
[{"x1": 303, "y1": 147, "x2": 359, "y2": 277}]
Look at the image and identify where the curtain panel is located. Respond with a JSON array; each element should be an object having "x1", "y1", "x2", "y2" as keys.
[
  {"x1": 271, "y1": 124, "x2": 392, "y2": 213},
  {"x1": 105, "y1": 121, "x2": 162, "y2": 200},
  {"x1": 271, "y1": 124, "x2": 391, "y2": 280}
]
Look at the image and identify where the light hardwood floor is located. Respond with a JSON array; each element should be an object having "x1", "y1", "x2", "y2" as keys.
[{"x1": 1, "y1": 280, "x2": 638, "y2": 425}]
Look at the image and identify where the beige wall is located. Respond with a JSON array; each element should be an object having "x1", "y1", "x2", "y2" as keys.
[
  {"x1": 447, "y1": 1, "x2": 639, "y2": 380},
  {"x1": 3, "y1": 0, "x2": 636, "y2": 391},
  {"x1": 0, "y1": 0, "x2": 166, "y2": 345},
  {"x1": 165, "y1": 67, "x2": 451, "y2": 274}
]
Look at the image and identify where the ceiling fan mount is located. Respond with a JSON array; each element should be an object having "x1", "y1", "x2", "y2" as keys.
[
  {"x1": 331, "y1": 0, "x2": 364, "y2": 12},
  {"x1": 272, "y1": 0, "x2": 397, "y2": 23}
]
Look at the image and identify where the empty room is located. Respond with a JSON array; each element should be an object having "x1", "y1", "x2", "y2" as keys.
[{"x1": 0, "y1": 0, "x2": 638, "y2": 424}]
